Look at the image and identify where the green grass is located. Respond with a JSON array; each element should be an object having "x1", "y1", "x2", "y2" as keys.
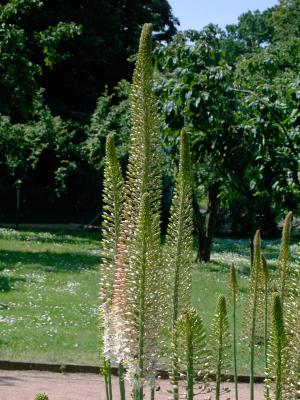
[{"x1": 0, "y1": 227, "x2": 299, "y2": 374}]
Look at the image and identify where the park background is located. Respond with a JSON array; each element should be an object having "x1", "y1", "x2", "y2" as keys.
[
  {"x1": 0, "y1": 0, "x2": 299, "y2": 376},
  {"x1": 0, "y1": 0, "x2": 299, "y2": 245}
]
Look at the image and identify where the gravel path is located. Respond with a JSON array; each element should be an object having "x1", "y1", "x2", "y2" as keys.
[{"x1": 0, "y1": 370, "x2": 264, "y2": 400}]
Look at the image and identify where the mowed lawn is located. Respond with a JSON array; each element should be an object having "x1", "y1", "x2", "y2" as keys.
[{"x1": 0, "y1": 227, "x2": 299, "y2": 374}]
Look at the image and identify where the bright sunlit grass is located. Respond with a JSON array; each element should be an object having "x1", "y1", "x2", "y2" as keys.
[{"x1": 0, "y1": 227, "x2": 299, "y2": 374}]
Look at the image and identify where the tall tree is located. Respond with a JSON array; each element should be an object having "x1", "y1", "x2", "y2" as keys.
[
  {"x1": 154, "y1": 25, "x2": 237, "y2": 261},
  {"x1": 0, "y1": 0, "x2": 81, "y2": 119},
  {"x1": 10, "y1": 0, "x2": 178, "y2": 120}
]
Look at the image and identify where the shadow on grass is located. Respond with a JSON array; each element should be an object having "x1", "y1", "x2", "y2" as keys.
[
  {"x1": 206, "y1": 259, "x2": 229, "y2": 273},
  {"x1": 0, "y1": 249, "x2": 100, "y2": 272},
  {"x1": 0, "y1": 275, "x2": 26, "y2": 292}
]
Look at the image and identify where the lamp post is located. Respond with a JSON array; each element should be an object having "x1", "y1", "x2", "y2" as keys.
[{"x1": 15, "y1": 179, "x2": 22, "y2": 230}]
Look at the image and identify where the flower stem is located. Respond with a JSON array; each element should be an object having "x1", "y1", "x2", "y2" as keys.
[
  {"x1": 233, "y1": 288, "x2": 238, "y2": 400},
  {"x1": 103, "y1": 359, "x2": 113, "y2": 400},
  {"x1": 150, "y1": 385, "x2": 155, "y2": 400},
  {"x1": 187, "y1": 329, "x2": 194, "y2": 400},
  {"x1": 119, "y1": 362, "x2": 126, "y2": 400}
]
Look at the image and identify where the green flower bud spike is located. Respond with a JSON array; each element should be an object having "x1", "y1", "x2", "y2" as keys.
[
  {"x1": 211, "y1": 295, "x2": 230, "y2": 400},
  {"x1": 165, "y1": 129, "x2": 193, "y2": 400},
  {"x1": 229, "y1": 264, "x2": 239, "y2": 400}
]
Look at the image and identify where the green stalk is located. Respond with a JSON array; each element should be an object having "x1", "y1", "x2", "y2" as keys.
[
  {"x1": 118, "y1": 362, "x2": 126, "y2": 400},
  {"x1": 215, "y1": 298, "x2": 225, "y2": 400},
  {"x1": 216, "y1": 331, "x2": 222, "y2": 400},
  {"x1": 133, "y1": 387, "x2": 139, "y2": 400},
  {"x1": 172, "y1": 334, "x2": 180, "y2": 400},
  {"x1": 99, "y1": 132, "x2": 124, "y2": 400},
  {"x1": 211, "y1": 295, "x2": 229, "y2": 400},
  {"x1": 250, "y1": 230, "x2": 261, "y2": 400},
  {"x1": 108, "y1": 361, "x2": 113, "y2": 400},
  {"x1": 261, "y1": 255, "x2": 269, "y2": 399},
  {"x1": 171, "y1": 176, "x2": 186, "y2": 400},
  {"x1": 168, "y1": 129, "x2": 193, "y2": 400},
  {"x1": 230, "y1": 264, "x2": 238, "y2": 400},
  {"x1": 172, "y1": 275, "x2": 180, "y2": 400},
  {"x1": 103, "y1": 359, "x2": 112, "y2": 400},
  {"x1": 174, "y1": 308, "x2": 206, "y2": 400},
  {"x1": 103, "y1": 361, "x2": 110, "y2": 400},
  {"x1": 187, "y1": 328, "x2": 194, "y2": 400},
  {"x1": 233, "y1": 292, "x2": 238, "y2": 400},
  {"x1": 272, "y1": 295, "x2": 285, "y2": 400},
  {"x1": 137, "y1": 221, "x2": 147, "y2": 400},
  {"x1": 133, "y1": 192, "x2": 151, "y2": 400},
  {"x1": 150, "y1": 385, "x2": 155, "y2": 400}
]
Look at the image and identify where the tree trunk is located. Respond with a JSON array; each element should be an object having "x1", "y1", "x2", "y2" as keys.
[
  {"x1": 193, "y1": 183, "x2": 220, "y2": 263},
  {"x1": 248, "y1": 194, "x2": 257, "y2": 267},
  {"x1": 192, "y1": 190, "x2": 205, "y2": 262}
]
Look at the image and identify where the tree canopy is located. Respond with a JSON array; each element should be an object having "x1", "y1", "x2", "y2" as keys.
[{"x1": 0, "y1": 0, "x2": 299, "y2": 245}]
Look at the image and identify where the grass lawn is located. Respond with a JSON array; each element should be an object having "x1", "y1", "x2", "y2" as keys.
[{"x1": 0, "y1": 227, "x2": 299, "y2": 374}]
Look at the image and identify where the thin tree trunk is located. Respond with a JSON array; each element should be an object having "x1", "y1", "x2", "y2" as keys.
[
  {"x1": 201, "y1": 183, "x2": 220, "y2": 262},
  {"x1": 248, "y1": 195, "x2": 257, "y2": 267},
  {"x1": 192, "y1": 190, "x2": 204, "y2": 262}
]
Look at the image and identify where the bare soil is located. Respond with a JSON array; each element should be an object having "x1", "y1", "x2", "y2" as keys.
[{"x1": 0, "y1": 370, "x2": 264, "y2": 400}]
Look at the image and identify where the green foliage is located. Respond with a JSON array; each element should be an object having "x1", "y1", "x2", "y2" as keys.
[
  {"x1": 153, "y1": 4, "x2": 300, "y2": 237},
  {"x1": 0, "y1": 0, "x2": 177, "y2": 119},
  {"x1": 33, "y1": 392, "x2": 49, "y2": 400},
  {"x1": 210, "y1": 294, "x2": 231, "y2": 400},
  {"x1": 20, "y1": 0, "x2": 177, "y2": 118},
  {"x1": 0, "y1": 0, "x2": 81, "y2": 118},
  {"x1": 225, "y1": 9, "x2": 274, "y2": 50},
  {"x1": 37, "y1": 21, "x2": 82, "y2": 68},
  {"x1": 0, "y1": 90, "x2": 82, "y2": 198},
  {"x1": 154, "y1": 26, "x2": 236, "y2": 190},
  {"x1": 85, "y1": 81, "x2": 131, "y2": 170},
  {"x1": 234, "y1": 37, "x2": 300, "y2": 220},
  {"x1": 270, "y1": 0, "x2": 300, "y2": 41}
]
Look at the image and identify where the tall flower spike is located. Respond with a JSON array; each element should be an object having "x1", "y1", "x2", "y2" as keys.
[
  {"x1": 284, "y1": 250, "x2": 300, "y2": 397},
  {"x1": 248, "y1": 230, "x2": 263, "y2": 400},
  {"x1": 99, "y1": 133, "x2": 124, "y2": 400},
  {"x1": 264, "y1": 295, "x2": 287, "y2": 400},
  {"x1": 276, "y1": 211, "x2": 292, "y2": 307},
  {"x1": 164, "y1": 129, "x2": 193, "y2": 400},
  {"x1": 261, "y1": 256, "x2": 269, "y2": 362},
  {"x1": 261, "y1": 255, "x2": 270, "y2": 399},
  {"x1": 229, "y1": 264, "x2": 239, "y2": 400},
  {"x1": 124, "y1": 21, "x2": 161, "y2": 221},
  {"x1": 173, "y1": 307, "x2": 208, "y2": 400},
  {"x1": 111, "y1": 22, "x2": 162, "y2": 367},
  {"x1": 210, "y1": 295, "x2": 231, "y2": 400},
  {"x1": 119, "y1": 192, "x2": 163, "y2": 394},
  {"x1": 99, "y1": 133, "x2": 124, "y2": 361}
]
